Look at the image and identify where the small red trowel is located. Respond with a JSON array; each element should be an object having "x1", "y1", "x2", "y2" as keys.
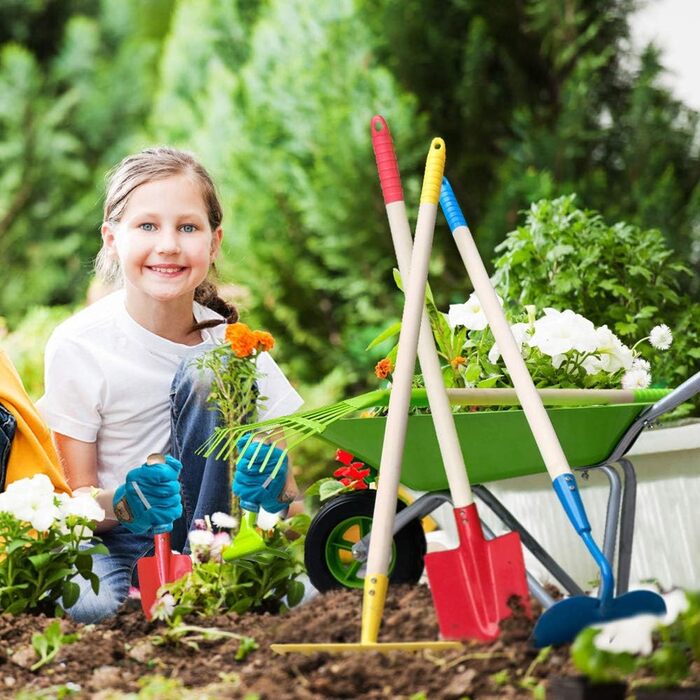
[{"x1": 136, "y1": 453, "x2": 193, "y2": 619}]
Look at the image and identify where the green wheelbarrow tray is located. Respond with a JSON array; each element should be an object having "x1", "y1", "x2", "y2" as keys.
[{"x1": 320, "y1": 402, "x2": 651, "y2": 490}]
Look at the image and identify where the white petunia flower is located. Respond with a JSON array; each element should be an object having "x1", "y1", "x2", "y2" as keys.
[
  {"x1": 3, "y1": 474, "x2": 55, "y2": 501},
  {"x1": 487, "y1": 323, "x2": 530, "y2": 363},
  {"x1": 60, "y1": 493, "x2": 105, "y2": 523},
  {"x1": 593, "y1": 325, "x2": 634, "y2": 373},
  {"x1": 211, "y1": 512, "x2": 238, "y2": 530},
  {"x1": 592, "y1": 589, "x2": 689, "y2": 656},
  {"x1": 650, "y1": 324, "x2": 673, "y2": 350},
  {"x1": 529, "y1": 309, "x2": 597, "y2": 358},
  {"x1": 621, "y1": 368, "x2": 652, "y2": 389},
  {"x1": 10, "y1": 488, "x2": 60, "y2": 532},
  {"x1": 24, "y1": 504, "x2": 60, "y2": 532},
  {"x1": 447, "y1": 292, "x2": 503, "y2": 331}
]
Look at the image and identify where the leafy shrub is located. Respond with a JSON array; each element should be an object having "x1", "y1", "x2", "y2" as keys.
[
  {"x1": 371, "y1": 274, "x2": 671, "y2": 397},
  {"x1": 159, "y1": 513, "x2": 309, "y2": 619},
  {"x1": 492, "y1": 196, "x2": 700, "y2": 413}
]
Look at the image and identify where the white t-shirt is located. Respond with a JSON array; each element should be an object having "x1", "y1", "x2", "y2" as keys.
[{"x1": 37, "y1": 291, "x2": 303, "y2": 491}]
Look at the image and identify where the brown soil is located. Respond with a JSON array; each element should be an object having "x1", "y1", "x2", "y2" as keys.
[{"x1": 0, "y1": 585, "x2": 696, "y2": 700}]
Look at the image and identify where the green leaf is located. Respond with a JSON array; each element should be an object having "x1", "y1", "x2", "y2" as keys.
[
  {"x1": 392, "y1": 268, "x2": 404, "y2": 292},
  {"x1": 6, "y1": 538, "x2": 32, "y2": 554},
  {"x1": 464, "y1": 363, "x2": 481, "y2": 383},
  {"x1": 28, "y1": 553, "x2": 53, "y2": 570},
  {"x1": 285, "y1": 579, "x2": 305, "y2": 607},
  {"x1": 62, "y1": 580, "x2": 80, "y2": 609},
  {"x1": 304, "y1": 477, "x2": 337, "y2": 498},
  {"x1": 366, "y1": 321, "x2": 402, "y2": 351}
]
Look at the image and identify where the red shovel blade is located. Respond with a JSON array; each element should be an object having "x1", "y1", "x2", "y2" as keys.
[
  {"x1": 137, "y1": 532, "x2": 192, "y2": 619},
  {"x1": 424, "y1": 504, "x2": 530, "y2": 641}
]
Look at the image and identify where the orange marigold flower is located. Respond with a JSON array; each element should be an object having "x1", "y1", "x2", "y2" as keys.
[
  {"x1": 225, "y1": 322, "x2": 257, "y2": 358},
  {"x1": 254, "y1": 330, "x2": 275, "y2": 353},
  {"x1": 374, "y1": 358, "x2": 394, "y2": 379},
  {"x1": 450, "y1": 356, "x2": 467, "y2": 370}
]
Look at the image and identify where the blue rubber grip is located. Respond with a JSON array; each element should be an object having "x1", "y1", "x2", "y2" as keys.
[
  {"x1": 552, "y1": 473, "x2": 591, "y2": 535},
  {"x1": 439, "y1": 177, "x2": 467, "y2": 232}
]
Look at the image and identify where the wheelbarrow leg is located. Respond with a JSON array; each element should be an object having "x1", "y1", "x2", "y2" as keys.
[
  {"x1": 472, "y1": 485, "x2": 584, "y2": 596},
  {"x1": 597, "y1": 465, "x2": 622, "y2": 571},
  {"x1": 616, "y1": 457, "x2": 638, "y2": 595}
]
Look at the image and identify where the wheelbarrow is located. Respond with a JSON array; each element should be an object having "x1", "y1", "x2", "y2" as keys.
[{"x1": 303, "y1": 373, "x2": 699, "y2": 607}]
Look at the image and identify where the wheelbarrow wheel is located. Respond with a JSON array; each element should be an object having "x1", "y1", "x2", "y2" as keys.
[{"x1": 305, "y1": 489, "x2": 426, "y2": 592}]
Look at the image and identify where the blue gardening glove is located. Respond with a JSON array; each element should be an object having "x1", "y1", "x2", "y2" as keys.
[
  {"x1": 233, "y1": 435, "x2": 289, "y2": 514},
  {"x1": 113, "y1": 454, "x2": 183, "y2": 534}
]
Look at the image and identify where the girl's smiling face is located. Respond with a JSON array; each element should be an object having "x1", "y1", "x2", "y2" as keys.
[{"x1": 102, "y1": 174, "x2": 223, "y2": 307}]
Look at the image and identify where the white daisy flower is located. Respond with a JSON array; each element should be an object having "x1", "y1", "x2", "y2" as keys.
[
  {"x1": 188, "y1": 529, "x2": 214, "y2": 550},
  {"x1": 621, "y1": 368, "x2": 652, "y2": 389},
  {"x1": 632, "y1": 357, "x2": 651, "y2": 372},
  {"x1": 649, "y1": 324, "x2": 673, "y2": 350},
  {"x1": 211, "y1": 512, "x2": 238, "y2": 530}
]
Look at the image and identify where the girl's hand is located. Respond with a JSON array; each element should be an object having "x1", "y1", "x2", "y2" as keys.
[
  {"x1": 113, "y1": 455, "x2": 183, "y2": 534},
  {"x1": 233, "y1": 436, "x2": 291, "y2": 513}
]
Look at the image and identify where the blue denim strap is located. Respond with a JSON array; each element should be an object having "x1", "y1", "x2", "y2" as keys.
[{"x1": 0, "y1": 403, "x2": 17, "y2": 492}]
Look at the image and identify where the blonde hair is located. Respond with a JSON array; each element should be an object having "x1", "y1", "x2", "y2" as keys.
[{"x1": 96, "y1": 146, "x2": 236, "y2": 325}]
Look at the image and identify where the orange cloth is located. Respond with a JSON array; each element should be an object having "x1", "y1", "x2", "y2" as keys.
[{"x1": 0, "y1": 349, "x2": 70, "y2": 493}]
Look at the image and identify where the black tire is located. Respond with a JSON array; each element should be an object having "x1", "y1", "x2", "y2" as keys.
[{"x1": 305, "y1": 489, "x2": 426, "y2": 592}]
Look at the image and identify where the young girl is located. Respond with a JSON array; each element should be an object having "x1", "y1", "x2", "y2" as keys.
[{"x1": 38, "y1": 147, "x2": 303, "y2": 623}]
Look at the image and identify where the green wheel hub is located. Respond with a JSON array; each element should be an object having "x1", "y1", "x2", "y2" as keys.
[{"x1": 324, "y1": 515, "x2": 396, "y2": 589}]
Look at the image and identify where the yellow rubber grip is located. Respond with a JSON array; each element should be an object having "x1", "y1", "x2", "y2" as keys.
[
  {"x1": 360, "y1": 573, "x2": 389, "y2": 644},
  {"x1": 420, "y1": 138, "x2": 446, "y2": 205}
]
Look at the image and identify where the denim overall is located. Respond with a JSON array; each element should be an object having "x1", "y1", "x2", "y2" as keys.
[
  {"x1": 0, "y1": 404, "x2": 17, "y2": 492},
  {"x1": 68, "y1": 357, "x2": 230, "y2": 623}
]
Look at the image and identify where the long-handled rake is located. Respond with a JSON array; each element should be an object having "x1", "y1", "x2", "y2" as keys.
[
  {"x1": 273, "y1": 127, "x2": 466, "y2": 655},
  {"x1": 439, "y1": 177, "x2": 667, "y2": 646}
]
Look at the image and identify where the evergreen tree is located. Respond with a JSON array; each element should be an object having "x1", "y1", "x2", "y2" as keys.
[
  {"x1": 363, "y1": 0, "x2": 700, "y2": 297},
  {"x1": 0, "y1": 1, "x2": 172, "y2": 323},
  {"x1": 152, "y1": 0, "x2": 427, "y2": 387}
]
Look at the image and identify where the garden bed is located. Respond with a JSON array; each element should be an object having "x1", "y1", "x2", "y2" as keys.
[{"x1": 1, "y1": 585, "x2": 697, "y2": 699}]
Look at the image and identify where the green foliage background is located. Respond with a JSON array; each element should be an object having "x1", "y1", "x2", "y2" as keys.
[{"x1": 1, "y1": 0, "x2": 698, "y2": 410}]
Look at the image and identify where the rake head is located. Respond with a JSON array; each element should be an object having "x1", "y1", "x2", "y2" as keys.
[{"x1": 198, "y1": 390, "x2": 390, "y2": 479}]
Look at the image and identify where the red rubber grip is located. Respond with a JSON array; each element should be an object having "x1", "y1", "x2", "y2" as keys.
[{"x1": 371, "y1": 115, "x2": 404, "y2": 204}]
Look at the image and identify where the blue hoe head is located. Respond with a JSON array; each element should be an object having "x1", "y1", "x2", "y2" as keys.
[{"x1": 532, "y1": 589, "x2": 666, "y2": 647}]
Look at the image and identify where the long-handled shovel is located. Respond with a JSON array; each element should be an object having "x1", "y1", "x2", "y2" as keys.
[
  {"x1": 439, "y1": 178, "x2": 666, "y2": 646},
  {"x1": 136, "y1": 453, "x2": 193, "y2": 620},
  {"x1": 370, "y1": 115, "x2": 529, "y2": 641},
  {"x1": 273, "y1": 133, "x2": 463, "y2": 655}
]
